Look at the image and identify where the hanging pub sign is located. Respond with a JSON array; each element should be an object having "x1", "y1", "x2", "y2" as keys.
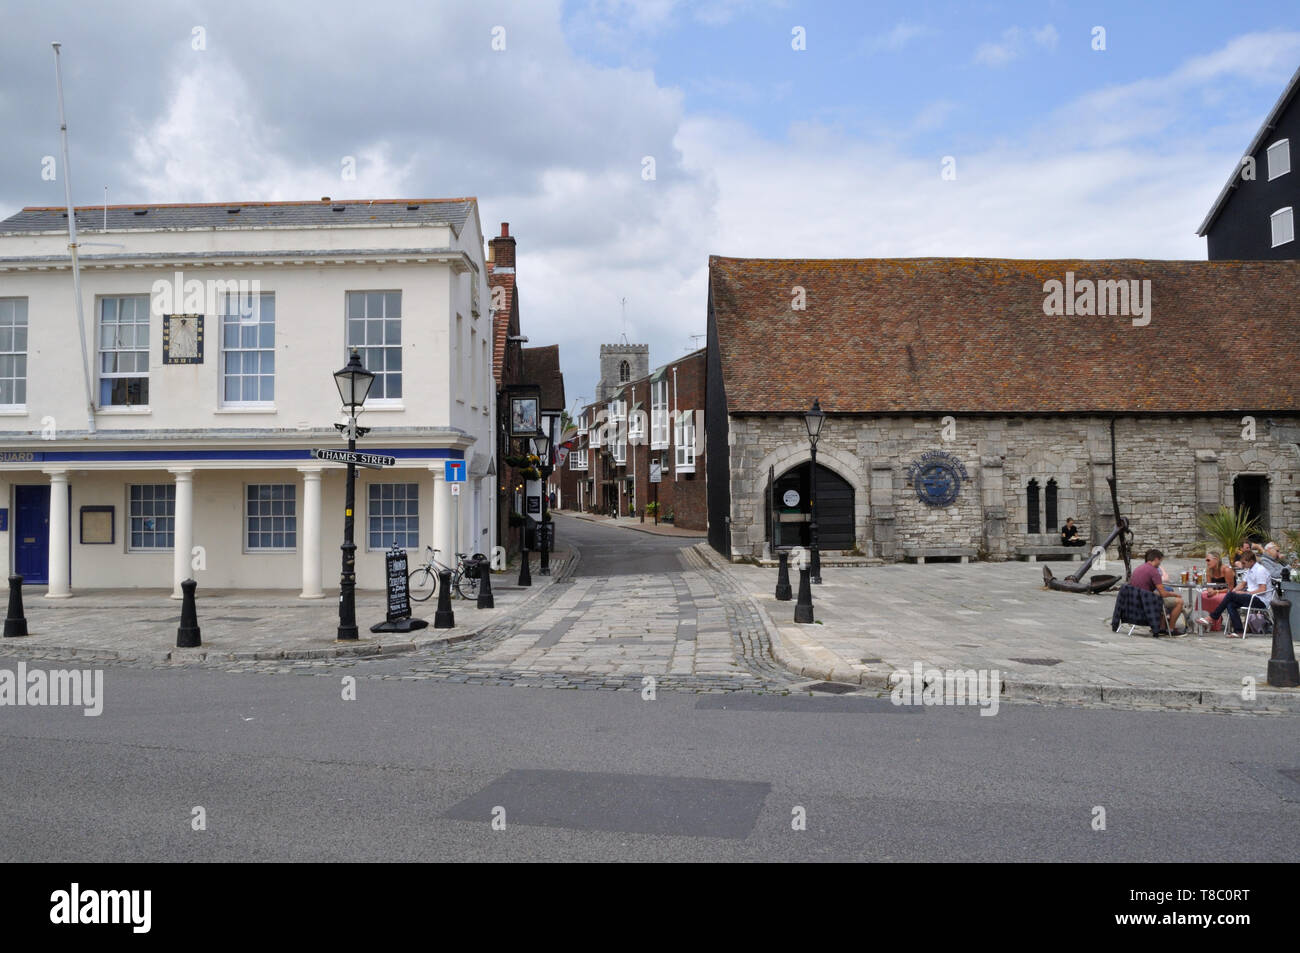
[
  {"x1": 906, "y1": 451, "x2": 969, "y2": 507},
  {"x1": 370, "y1": 545, "x2": 428, "y2": 633},
  {"x1": 507, "y1": 384, "x2": 543, "y2": 438}
]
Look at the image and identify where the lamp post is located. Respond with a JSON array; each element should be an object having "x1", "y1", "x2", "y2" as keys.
[
  {"x1": 333, "y1": 349, "x2": 375, "y2": 640},
  {"x1": 804, "y1": 398, "x2": 826, "y2": 585},
  {"x1": 535, "y1": 412, "x2": 555, "y2": 576}
]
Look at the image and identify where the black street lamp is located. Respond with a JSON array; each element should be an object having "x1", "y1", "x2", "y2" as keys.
[
  {"x1": 535, "y1": 412, "x2": 555, "y2": 576},
  {"x1": 804, "y1": 398, "x2": 826, "y2": 585},
  {"x1": 333, "y1": 348, "x2": 375, "y2": 639}
]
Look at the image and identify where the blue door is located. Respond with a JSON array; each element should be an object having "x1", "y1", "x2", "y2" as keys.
[{"x1": 14, "y1": 485, "x2": 50, "y2": 584}]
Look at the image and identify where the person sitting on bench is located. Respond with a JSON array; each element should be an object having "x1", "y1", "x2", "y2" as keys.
[{"x1": 1060, "y1": 518, "x2": 1086, "y2": 547}]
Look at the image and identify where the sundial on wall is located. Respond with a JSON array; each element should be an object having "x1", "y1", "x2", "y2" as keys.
[{"x1": 163, "y1": 314, "x2": 204, "y2": 364}]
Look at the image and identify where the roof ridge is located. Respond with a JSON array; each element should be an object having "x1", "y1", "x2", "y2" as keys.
[{"x1": 20, "y1": 197, "x2": 477, "y2": 213}]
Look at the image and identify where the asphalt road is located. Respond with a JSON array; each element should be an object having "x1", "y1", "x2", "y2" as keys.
[
  {"x1": 1, "y1": 660, "x2": 1297, "y2": 862},
  {"x1": 2, "y1": 517, "x2": 1296, "y2": 862},
  {"x1": 566, "y1": 515, "x2": 699, "y2": 577}
]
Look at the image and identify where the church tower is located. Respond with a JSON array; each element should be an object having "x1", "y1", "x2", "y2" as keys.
[{"x1": 597, "y1": 340, "x2": 649, "y2": 401}]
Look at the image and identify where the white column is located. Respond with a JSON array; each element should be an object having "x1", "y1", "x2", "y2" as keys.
[
  {"x1": 170, "y1": 468, "x2": 194, "y2": 599},
  {"x1": 44, "y1": 469, "x2": 71, "y2": 599},
  {"x1": 431, "y1": 465, "x2": 454, "y2": 563},
  {"x1": 299, "y1": 467, "x2": 324, "y2": 598}
]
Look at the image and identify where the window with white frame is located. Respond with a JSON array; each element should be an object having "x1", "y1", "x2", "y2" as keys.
[
  {"x1": 346, "y1": 292, "x2": 402, "y2": 399},
  {"x1": 99, "y1": 295, "x2": 150, "y2": 407},
  {"x1": 221, "y1": 292, "x2": 275, "y2": 404},
  {"x1": 589, "y1": 412, "x2": 604, "y2": 448},
  {"x1": 1267, "y1": 139, "x2": 1291, "y2": 181},
  {"x1": 628, "y1": 407, "x2": 646, "y2": 439},
  {"x1": 569, "y1": 449, "x2": 588, "y2": 471},
  {"x1": 675, "y1": 409, "x2": 696, "y2": 472},
  {"x1": 128, "y1": 484, "x2": 174, "y2": 550},
  {"x1": 0, "y1": 298, "x2": 28, "y2": 407},
  {"x1": 472, "y1": 327, "x2": 480, "y2": 405},
  {"x1": 576, "y1": 412, "x2": 588, "y2": 435},
  {"x1": 246, "y1": 484, "x2": 296, "y2": 551},
  {"x1": 368, "y1": 483, "x2": 419, "y2": 550},
  {"x1": 650, "y1": 379, "x2": 668, "y2": 449},
  {"x1": 454, "y1": 314, "x2": 464, "y2": 402},
  {"x1": 608, "y1": 399, "x2": 626, "y2": 422},
  {"x1": 482, "y1": 338, "x2": 490, "y2": 411},
  {"x1": 612, "y1": 434, "x2": 626, "y2": 465},
  {"x1": 1272, "y1": 207, "x2": 1295, "y2": 248}
]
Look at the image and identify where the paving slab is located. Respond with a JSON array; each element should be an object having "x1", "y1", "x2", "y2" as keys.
[{"x1": 696, "y1": 543, "x2": 1300, "y2": 714}]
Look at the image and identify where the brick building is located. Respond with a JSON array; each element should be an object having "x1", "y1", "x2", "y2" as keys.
[
  {"x1": 488, "y1": 223, "x2": 525, "y2": 554},
  {"x1": 706, "y1": 255, "x2": 1300, "y2": 561},
  {"x1": 557, "y1": 347, "x2": 706, "y2": 531}
]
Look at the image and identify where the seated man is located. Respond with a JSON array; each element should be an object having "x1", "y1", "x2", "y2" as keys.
[
  {"x1": 1131, "y1": 548, "x2": 1184, "y2": 634},
  {"x1": 1060, "y1": 518, "x2": 1086, "y2": 547},
  {"x1": 1209, "y1": 550, "x2": 1272, "y2": 637},
  {"x1": 1255, "y1": 541, "x2": 1285, "y2": 582}
]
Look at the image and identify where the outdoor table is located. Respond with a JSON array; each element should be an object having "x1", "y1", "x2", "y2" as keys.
[{"x1": 1165, "y1": 582, "x2": 1206, "y2": 633}]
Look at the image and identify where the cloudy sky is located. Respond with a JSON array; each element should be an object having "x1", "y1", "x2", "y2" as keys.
[{"x1": 3, "y1": 0, "x2": 1299, "y2": 404}]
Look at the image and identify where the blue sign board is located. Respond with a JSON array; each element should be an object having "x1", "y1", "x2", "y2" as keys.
[{"x1": 444, "y1": 460, "x2": 467, "y2": 482}]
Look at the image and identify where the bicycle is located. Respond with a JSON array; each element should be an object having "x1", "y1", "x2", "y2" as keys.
[{"x1": 408, "y1": 546, "x2": 484, "y2": 602}]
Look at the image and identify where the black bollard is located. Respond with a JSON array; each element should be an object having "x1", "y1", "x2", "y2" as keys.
[
  {"x1": 176, "y1": 578, "x2": 201, "y2": 648},
  {"x1": 4, "y1": 574, "x2": 27, "y2": 638},
  {"x1": 434, "y1": 569, "x2": 455, "y2": 629},
  {"x1": 476, "y1": 555, "x2": 495, "y2": 609},
  {"x1": 1267, "y1": 591, "x2": 1299, "y2": 688},
  {"x1": 794, "y1": 566, "x2": 814, "y2": 624},
  {"x1": 775, "y1": 551, "x2": 792, "y2": 601}
]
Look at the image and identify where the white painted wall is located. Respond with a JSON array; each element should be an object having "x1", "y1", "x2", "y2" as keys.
[{"x1": 0, "y1": 206, "x2": 497, "y2": 590}]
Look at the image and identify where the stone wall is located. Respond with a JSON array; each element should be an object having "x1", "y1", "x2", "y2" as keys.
[{"x1": 726, "y1": 413, "x2": 1300, "y2": 560}]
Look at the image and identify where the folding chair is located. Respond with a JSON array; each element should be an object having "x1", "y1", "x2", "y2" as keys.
[{"x1": 1231, "y1": 594, "x2": 1271, "y2": 639}]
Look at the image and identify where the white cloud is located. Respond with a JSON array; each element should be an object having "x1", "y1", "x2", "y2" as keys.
[
  {"x1": 865, "y1": 21, "x2": 930, "y2": 54},
  {"x1": 974, "y1": 25, "x2": 1059, "y2": 67}
]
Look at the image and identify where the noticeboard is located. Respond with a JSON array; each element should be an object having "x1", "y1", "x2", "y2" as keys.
[{"x1": 385, "y1": 548, "x2": 411, "y2": 622}]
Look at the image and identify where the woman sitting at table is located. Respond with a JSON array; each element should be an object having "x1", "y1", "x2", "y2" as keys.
[{"x1": 1199, "y1": 552, "x2": 1236, "y2": 632}]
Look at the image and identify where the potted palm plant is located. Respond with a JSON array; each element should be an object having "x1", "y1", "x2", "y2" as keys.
[{"x1": 1197, "y1": 505, "x2": 1262, "y2": 562}]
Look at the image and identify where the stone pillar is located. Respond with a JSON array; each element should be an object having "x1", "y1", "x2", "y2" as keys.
[
  {"x1": 980, "y1": 456, "x2": 1007, "y2": 559},
  {"x1": 870, "y1": 463, "x2": 896, "y2": 561},
  {"x1": 431, "y1": 465, "x2": 454, "y2": 562},
  {"x1": 170, "y1": 469, "x2": 194, "y2": 599},
  {"x1": 44, "y1": 469, "x2": 71, "y2": 599},
  {"x1": 299, "y1": 467, "x2": 324, "y2": 599}
]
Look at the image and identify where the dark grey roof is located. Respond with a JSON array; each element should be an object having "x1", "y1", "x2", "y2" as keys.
[
  {"x1": 521, "y1": 344, "x2": 566, "y2": 411},
  {"x1": 0, "y1": 198, "x2": 477, "y2": 235},
  {"x1": 1197, "y1": 63, "x2": 1300, "y2": 236}
]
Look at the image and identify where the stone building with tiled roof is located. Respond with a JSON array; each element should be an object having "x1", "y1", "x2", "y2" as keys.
[{"x1": 707, "y1": 255, "x2": 1300, "y2": 562}]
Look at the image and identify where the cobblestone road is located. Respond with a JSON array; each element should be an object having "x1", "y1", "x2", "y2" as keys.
[{"x1": 4, "y1": 516, "x2": 800, "y2": 695}]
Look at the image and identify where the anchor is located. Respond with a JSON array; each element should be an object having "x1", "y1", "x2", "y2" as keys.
[{"x1": 1043, "y1": 476, "x2": 1131, "y2": 594}]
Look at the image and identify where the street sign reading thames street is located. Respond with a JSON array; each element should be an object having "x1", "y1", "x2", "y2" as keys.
[{"x1": 311, "y1": 448, "x2": 397, "y2": 469}]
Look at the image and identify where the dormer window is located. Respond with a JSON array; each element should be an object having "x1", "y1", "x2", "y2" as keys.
[
  {"x1": 1267, "y1": 139, "x2": 1290, "y2": 181},
  {"x1": 1271, "y1": 207, "x2": 1295, "y2": 248}
]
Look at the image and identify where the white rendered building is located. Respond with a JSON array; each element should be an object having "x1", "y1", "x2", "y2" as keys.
[{"x1": 0, "y1": 198, "x2": 496, "y2": 596}]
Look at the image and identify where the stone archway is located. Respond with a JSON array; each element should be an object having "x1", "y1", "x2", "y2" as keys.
[{"x1": 751, "y1": 443, "x2": 868, "y2": 553}]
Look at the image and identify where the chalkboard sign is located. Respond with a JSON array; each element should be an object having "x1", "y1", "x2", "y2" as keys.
[{"x1": 386, "y1": 547, "x2": 411, "y2": 622}]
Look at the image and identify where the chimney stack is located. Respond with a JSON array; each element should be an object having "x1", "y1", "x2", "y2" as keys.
[{"x1": 489, "y1": 222, "x2": 516, "y2": 270}]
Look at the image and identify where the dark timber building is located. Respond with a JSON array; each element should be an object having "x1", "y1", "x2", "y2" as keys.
[{"x1": 1199, "y1": 63, "x2": 1300, "y2": 260}]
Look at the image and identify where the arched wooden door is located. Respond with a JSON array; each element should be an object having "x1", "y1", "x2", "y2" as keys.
[{"x1": 767, "y1": 462, "x2": 854, "y2": 551}]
